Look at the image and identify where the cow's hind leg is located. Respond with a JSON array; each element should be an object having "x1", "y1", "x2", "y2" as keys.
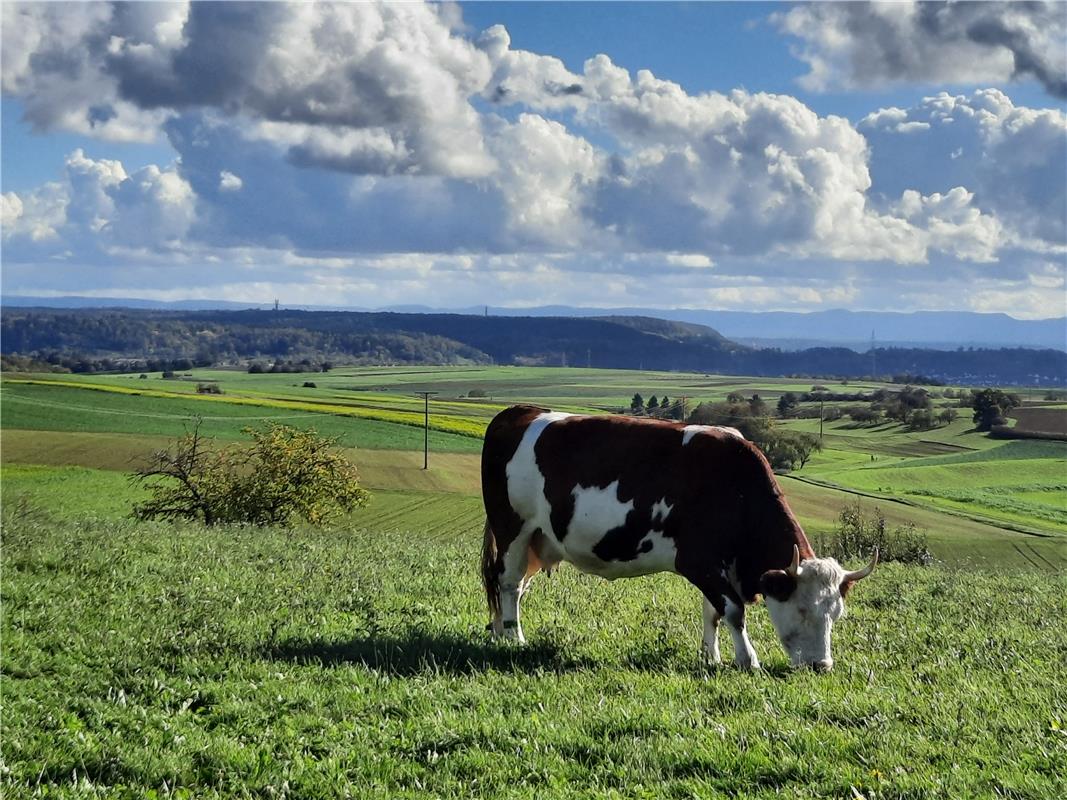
[
  {"x1": 701, "y1": 597, "x2": 722, "y2": 664},
  {"x1": 497, "y1": 528, "x2": 536, "y2": 643}
]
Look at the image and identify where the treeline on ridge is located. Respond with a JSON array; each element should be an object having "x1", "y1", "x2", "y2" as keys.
[{"x1": 1, "y1": 307, "x2": 1064, "y2": 385}]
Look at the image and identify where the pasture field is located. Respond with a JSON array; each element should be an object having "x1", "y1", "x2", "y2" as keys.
[
  {"x1": 3, "y1": 510, "x2": 1066, "y2": 799},
  {"x1": 3, "y1": 365, "x2": 1066, "y2": 797},
  {"x1": 2, "y1": 366, "x2": 1065, "y2": 567}
]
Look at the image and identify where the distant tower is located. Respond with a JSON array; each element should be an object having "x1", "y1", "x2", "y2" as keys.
[
  {"x1": 274, "y1": 298, "x2": 280, "y2": 312},
  {"x1": 485, "y1": 305, "x2": 489, "y2": 317}
]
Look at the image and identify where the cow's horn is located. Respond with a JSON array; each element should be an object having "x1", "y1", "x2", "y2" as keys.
[
  {"x1": 786, "y1": 544, "x2": 800, "y2": 577},
  {"x1": 843, "y1": 548, "x2": 879, "y2": 583}
]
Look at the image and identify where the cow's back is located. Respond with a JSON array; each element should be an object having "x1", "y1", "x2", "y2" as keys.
[{"x1": 481, "y1": 406, "x2": 784, "y2": 581}]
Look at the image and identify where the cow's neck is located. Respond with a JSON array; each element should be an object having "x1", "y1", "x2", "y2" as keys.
[{"x1": 736, "y1": 494, "x2": 814, "y2": 601}]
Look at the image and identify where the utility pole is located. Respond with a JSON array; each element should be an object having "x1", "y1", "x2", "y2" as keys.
[
  {"x1": 819, "y1": 397, "x2": 825, "y2": 444},
  {"x1": 414, "y1": 391, "x2": 438, "y2": 470}
]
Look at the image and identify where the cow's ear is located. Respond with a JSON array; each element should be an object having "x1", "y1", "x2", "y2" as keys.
[
  {"x1": 839, "y1": 579, "x2": 855, "y2": 598},
  {"x1": 759, "y1": 569, "x2": 796, "y2": 602}
]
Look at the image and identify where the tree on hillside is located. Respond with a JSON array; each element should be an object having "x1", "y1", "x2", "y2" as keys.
[
  {"x1": 748, "y1": 394, "x2": 767, "y2": 417},
  {"x1": 647, "y1": 395, "x2": 660, "y2": 413},
  {"x1": 777, "y1": 392, "x2": 799, "y2": 418},
  {"x1": 971, "y1": 388, "x2": 1022, "y2": 431},
  {"x1": 686, "y1": 402, "x2": 815, "y2": 471},
  {"x1": 133, "y1": 421, "x2": 369, "y2": 526},
  {"x1": 630, "y1": 393, "x2": 645, "y2": 415}
]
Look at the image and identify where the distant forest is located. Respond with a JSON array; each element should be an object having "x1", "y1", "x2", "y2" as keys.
[{"x1": 2, "y1": 307, "x2": 1064, "y2": 385}]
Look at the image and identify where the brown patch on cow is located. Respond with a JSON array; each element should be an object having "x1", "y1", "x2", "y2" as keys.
[
  {"x1": 759, "y1": 569, "x2": 798, "y2": 602},
  {"x1": 839, "y1": 579, "x2": 856, "y2": 598}
]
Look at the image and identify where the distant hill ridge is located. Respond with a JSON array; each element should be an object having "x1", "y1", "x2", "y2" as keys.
[
  {"x1": 3, "y1": 296, "x2": 1063, "y2": 351},
  {"x1": 1, "y1": 306, "x2": 1064, "y2": 385}
]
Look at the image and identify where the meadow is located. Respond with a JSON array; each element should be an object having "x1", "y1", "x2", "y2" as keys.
[
  {"x1": 2, "y1": 365, "x2": 1066, "y2": 796},
  {"x1": 3, "y1": 510, "x2": 1065, "y2": 799}
]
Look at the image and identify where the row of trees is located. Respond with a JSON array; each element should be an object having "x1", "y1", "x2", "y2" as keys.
[{"x1": 629, "y1": 393, "x2": 686, "y2": 419}]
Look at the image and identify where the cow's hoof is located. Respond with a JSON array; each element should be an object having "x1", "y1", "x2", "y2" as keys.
[{"x1": 700, "y1": 647, "x2": 722, "y2": 666}]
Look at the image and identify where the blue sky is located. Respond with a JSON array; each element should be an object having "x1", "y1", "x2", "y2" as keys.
[{"x1": 2, "y1": 1, "x2": 1065, "y2": 318}]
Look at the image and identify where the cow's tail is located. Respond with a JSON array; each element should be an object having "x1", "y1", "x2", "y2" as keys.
[{"x1": 481, "y1": 519, "x2": 501, "y2": 621}]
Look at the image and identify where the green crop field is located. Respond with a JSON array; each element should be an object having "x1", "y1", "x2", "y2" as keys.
[{"x1": 2, "y1": 365, "x2": 1066, "y2": 797}]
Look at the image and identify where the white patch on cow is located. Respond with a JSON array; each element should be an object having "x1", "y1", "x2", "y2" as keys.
[
  {"x1": 682, "y1": 425, "x2": 710, "y2": 445},
  {"x1": 682, "y1": 424, "x2": 744, "y2": 445},
  {"x1": 712, "y1": 425, "x2": 745, "y2": 439},
  {"x1": 505, "y1": 411, "x2": 572, "y2": 545},
  {"x1": 763, "y1": 557, "x2": 846, "y2": 670},
  {"x1": 569, "y1": 481, "x2": 633, "y2": 538},
  {"x1": 559, "y1": 481, "x2": 678, "y2": 580},
  {"x1": 651, "y1": 498, "x2": 673, "y2": 525}
]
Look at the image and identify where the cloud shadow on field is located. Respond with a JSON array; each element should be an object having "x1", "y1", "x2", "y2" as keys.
[{"x1": 261, "y1": 629, "x2": 598, "y2": 676}]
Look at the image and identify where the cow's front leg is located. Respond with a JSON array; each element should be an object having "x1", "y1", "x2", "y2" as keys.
[
  {"x1": 723, "y1": 597, "x2": 760, "y2": 670},
  {"x1": 701, "y1": 597, "x2": 722, "y2": 664}
]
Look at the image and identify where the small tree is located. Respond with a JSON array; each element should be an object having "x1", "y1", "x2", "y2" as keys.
[
  {"x1": 647, "y1": 395, "x2": 660, "y2": 413},
  {"x1": 727, "y1": 391, "x2": 745, "y2": 404},
  {"x1": 777, "y1": 392, "x2": 799, "y2": 418},
  {"x1": 938, "y1": 408, "x2": 959, "y2": 426},
  {"x1": 749, "y1": 394, "x2": 767, "y2": 417},
  {"x1": 630, "y1": 393, "x2": 645, "y2": 415},
  {"x1": 971, "y1": 388, "x2": 1021, "y2": 431},
  {"x1": 133, "y1": 421, "x2": 369, "y2": 526}
]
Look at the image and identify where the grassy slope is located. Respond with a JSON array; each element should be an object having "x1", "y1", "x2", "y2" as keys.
[
  {"x1": 3, "y1": 368, "x2": 1065, "y2": 567},
  {"x1": 3, "y1": 514, "x2": 1065, "y2": 799},
  {"x1": 0, "y1": 382, "x2": 481, "y2": 452}
]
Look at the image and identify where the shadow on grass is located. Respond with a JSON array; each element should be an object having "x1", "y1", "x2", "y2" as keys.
[{"x1": 262, "y1": 629, "x2": 598, "y2": 676}]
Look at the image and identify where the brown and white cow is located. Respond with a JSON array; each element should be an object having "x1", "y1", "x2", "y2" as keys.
[{"x1": 480, "y1": 405, "x2": 877, "y2": 670}]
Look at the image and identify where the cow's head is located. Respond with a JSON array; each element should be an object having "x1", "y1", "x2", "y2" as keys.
[{"x1": 759, "y1": 545, "x2": 877, "y2": 671}]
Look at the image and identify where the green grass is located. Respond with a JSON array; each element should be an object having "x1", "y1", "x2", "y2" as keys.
[
  {"x1": 3, "y1": 513, "x2": 1065, "y2": 798},
  {"x1": 0, "y1": 464, "x2": 148, "y2": 520},
  {"x1": 808, "y1": 457, "x2": 1067, "y2": 534}
]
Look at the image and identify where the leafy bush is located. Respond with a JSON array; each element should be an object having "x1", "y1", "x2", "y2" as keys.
[
  {"x1": 814, "y1": 501, "x2": 933, "y2": 565},
  {"x1": 133, "y1": 421, "x2": 370, "y2": 526}
]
